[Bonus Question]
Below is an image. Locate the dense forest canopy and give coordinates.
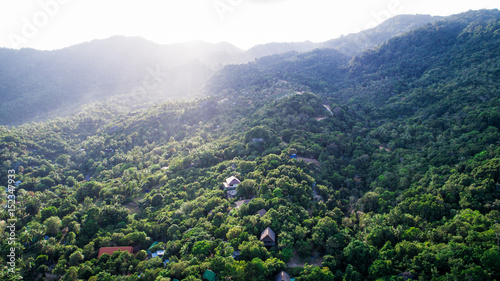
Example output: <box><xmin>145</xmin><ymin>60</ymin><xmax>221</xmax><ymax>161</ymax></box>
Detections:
<box><xmin>0</xmin><ymin>9</ymin><xmax>499</xmax><ymax>281</ymax></box>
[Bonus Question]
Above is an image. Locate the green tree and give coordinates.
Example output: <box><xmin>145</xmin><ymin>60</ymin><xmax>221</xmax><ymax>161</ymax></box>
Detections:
<box><xmin>297</xmin><ymin>265</ymin><xmax>334</xmax><ymax>281</ymax></box>
<box><xmin>78</xmin><ymin>265</ymin><xmax>93</xmax><ymax>280</ymax></box>
<box><xmin>369</xmin><ymin>259</ymin><xmax>394</xmax><ymax>279</ymax></box>
<box><xmin>244</xmin><ymin>258</ymin><xmax>268</xmax><ymax>281</ymax></box>
<box><xmin>151</xmin><ymin>193</ymin><xmax>164</xmax><ymax>207</ymax></box>
<box><xmin>83</xmin><ymin>242</ymin><xmax>96</xmax><ymax>259</ymax></box>
<box><xmin>312</xmin><ymin>217</ymin><xmax>339</xmax><ymax>249</ymax></box>
<box><xmin>35</xmin><ymin>255</ymin><xmax>48</xmax><ymax>266</ymax></box>
<box><xmin>343</xmin><ymin>264</ymin><xmax>362</xmax><ymax>281</ymax></box>
<box><xmin>62</xmin><ymin>267</ymin><xmax>78</xmax><ymax>281</ymax></box>
<box><xmin>343</xmin><ymin>240</ymin><xmax>377</xmax><ymax>275</ymax></box>
<box><xmin>41</xmin><ymin>206</ymin><xmax>58</xmax><ymax>221</ymax></box>
<box><xmin>192</xmin><ymin>240</ymin><xmax>212</xmax><ymax>256</ymax></box>
<box><xmin>239</xmin><ymin>239</ymin><xmax>270</xmax><ymax>261</ymax></box>
<box><xmin>44</xmin><ymin>216</ymin><xmax>62</xmax><ymax>235</ymax></box>
<box><xmin>136</xmin><ymin>250</ymin><xmax>147</xmax><ymax>261</ymax></box>
<box><xmin>68</xmin><ymin>251</ymin><xmax>84</xmax><ymax>266</ymax></box>
<box><xmin>481</xmin><ymin>247</ymin><xmax>500</xmax><ymax>279</ymax></box>
<box><xmin>237</xmin><ymin>179</ymin><xmax>258</xmax><ymax>198</ymax></box>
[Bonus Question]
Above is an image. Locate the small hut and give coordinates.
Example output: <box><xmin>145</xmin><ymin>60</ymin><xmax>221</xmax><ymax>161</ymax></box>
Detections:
<box><xmin>260</xmin><ymin>227</ymin><xmax>276</xmax><ymax>246</ymax></box>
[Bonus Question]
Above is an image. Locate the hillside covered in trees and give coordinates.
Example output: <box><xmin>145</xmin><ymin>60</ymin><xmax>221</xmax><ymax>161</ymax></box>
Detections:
<box><xmin>0</xmin><ymin>9</ymin><xmax>500</xmax><ymax>281</ymax></box>
<box><xmin>0</xmin><ymin>14</ymin><xmax>438</xmax><ymax>126</ymax></box>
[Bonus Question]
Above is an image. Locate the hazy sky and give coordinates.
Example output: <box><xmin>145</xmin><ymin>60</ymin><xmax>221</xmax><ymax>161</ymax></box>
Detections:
<box><xmin>1</xmin><ymin>0</ymin><xmax>499</xmax><ymax>50</ymax></box>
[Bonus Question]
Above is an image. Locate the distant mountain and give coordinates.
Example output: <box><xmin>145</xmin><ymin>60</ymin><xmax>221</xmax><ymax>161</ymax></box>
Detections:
<box><xmin>209</xmin><ymin>9</ymin><xmax>500</xmax><ymax>129</ymax></box>
<box><xmin>244</xmin><ymin>41</ymin><xmax>318</xmax><ymax>61</ymax></box>
<box><xmin>322</xmin><ymin>14</ymin><xmax>442</xmax><ymax>56</ymax></box>
<box><xmin>0</xmin><ymin>37</ymin><xmax>242</xmax><ymax>125</ymax></box>
<box><xmin>240</xmin><ymin>14</ymin><xmax>441</xmax><ymax>60</ymax></box>
<box><xmin>161</xmin><ymin>40</ymin><xmax>244</xmax><ymax>65</ymax></box>
<box><xmin>0</xmin><ymin>14</ymin><xmax>440</xmax><ymax>125</ymax></box>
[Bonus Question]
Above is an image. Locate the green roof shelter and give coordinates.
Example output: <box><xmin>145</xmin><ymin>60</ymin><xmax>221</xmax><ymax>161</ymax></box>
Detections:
<box><xmin>203</xmin><ymin>269</ymin><xmax>217</xmax><ymax>281</ymax></box>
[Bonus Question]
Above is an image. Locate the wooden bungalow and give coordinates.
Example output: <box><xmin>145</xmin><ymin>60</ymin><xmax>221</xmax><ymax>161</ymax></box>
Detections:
<box><xmin>256</xmin><ymin>209</ymin><xmax>267</xmax><ymax>217</ymax></box>
<box><xmin>223</xmin><ymin>176</ymin><xmax>240</xmax><ymax>198</ymax></box>
<box><xmin>223</xmin><ymin>176</ymin><xmax>240</xmax><ymax>190</ymax></box>
<box><xmin>260</xmin><ymin>227</ymin><xmax>276</xmax><ymax>246</ymax></box>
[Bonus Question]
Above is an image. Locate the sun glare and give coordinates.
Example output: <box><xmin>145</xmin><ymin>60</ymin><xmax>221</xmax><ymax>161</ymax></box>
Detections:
<box><xmin>0</xmin><ymin>0</ymin><xmax>499</xmax><ymax>50</ymax></box>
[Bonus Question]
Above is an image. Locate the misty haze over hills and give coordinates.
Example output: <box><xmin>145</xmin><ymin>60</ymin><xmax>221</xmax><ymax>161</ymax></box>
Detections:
<box><xmin>0</xmin><ymin>14</ymin><xmax>440</xmax><ymax>126</ymax></box>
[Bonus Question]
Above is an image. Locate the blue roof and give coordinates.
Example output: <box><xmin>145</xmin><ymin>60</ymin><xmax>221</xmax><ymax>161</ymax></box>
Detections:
<box><xmin>231</xmin><ymin>251</ymin><xmax>240</xmax><ymax>258</ymax></box>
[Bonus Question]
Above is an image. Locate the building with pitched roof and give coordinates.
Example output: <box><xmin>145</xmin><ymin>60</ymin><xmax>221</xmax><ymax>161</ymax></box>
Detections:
<box><xmin>234</xmin><ymin>198</ymin><xmax>253</xmax><ymax>208</ymax></box>
<box><xmin>276</xmin><ymin>271</ymin><xmax>293</xmax><ymax>281</ymax></box>
<box><xmin>223</xmin><ymin>176</ymin><xmax>241</xmax><ymax>198</ymax></box>
<box><xmin>256</xmin><ymin>209</ymin><xmax>267</xmax><ymax>217</ymax></box>
<box><xmin>223</xmin><ymin>176</ymin><xmax>240</xmax><ymax>190</ymax></box>
<box><xmin>260</xmin><ymin>227</ymin><xmax>276</xmax><ymax>246</ymax></box>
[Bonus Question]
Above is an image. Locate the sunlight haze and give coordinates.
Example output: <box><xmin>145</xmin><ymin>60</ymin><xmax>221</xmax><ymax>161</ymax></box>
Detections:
<box><xmin>1</xmin><ymin>0</ymin><xmax>499</xmax><ymax>50</ymax></box>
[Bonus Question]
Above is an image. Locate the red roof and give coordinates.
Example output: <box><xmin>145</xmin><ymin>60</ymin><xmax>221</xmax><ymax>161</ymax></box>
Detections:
<box><xmin>98</xmin><ymin>247</ymin><xmax>134</xmax><ymax>258</ymax></box>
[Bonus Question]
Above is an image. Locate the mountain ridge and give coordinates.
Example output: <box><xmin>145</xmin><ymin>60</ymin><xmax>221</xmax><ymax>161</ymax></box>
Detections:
<box><xmin>0</xmin><ymin>13</ymin><xmax>460</xmax><ymax>126</ymax></box>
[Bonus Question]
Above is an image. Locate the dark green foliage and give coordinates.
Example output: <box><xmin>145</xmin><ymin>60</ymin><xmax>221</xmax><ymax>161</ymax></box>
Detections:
<box><xmin>1</xmin><ymin>10</ymin><xmax>500</xmax><ymax>281</ymax></box>
<box><xmin>41</xmin><ymin>206</ymin><xmax>58</xmax><ymax>221</ymax></box>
